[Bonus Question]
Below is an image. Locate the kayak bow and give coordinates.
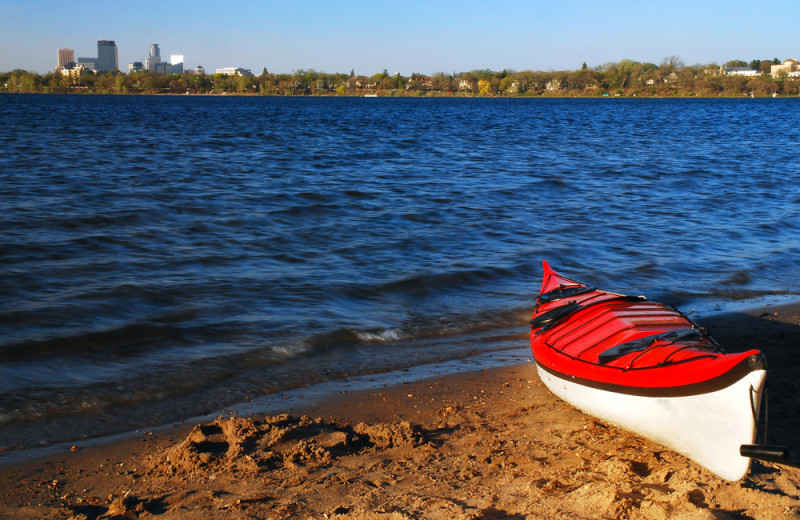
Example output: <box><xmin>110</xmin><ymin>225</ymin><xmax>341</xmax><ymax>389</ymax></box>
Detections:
<box><xmin>530</xmin><ymin>261</ymin><xmax>786</xmax><ymax>480</ymax></box>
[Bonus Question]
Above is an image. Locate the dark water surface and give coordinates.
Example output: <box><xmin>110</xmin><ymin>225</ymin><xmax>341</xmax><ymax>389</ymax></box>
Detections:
<box><xmin>2</xmin><ymin>94</ymin><xmax>799</xmax><ymax>449</ymax></box>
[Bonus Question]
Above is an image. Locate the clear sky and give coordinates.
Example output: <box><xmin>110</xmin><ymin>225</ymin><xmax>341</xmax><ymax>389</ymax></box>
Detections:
<box><xmin>2</xmin><ymin>0</ymin><xmax>798</xmax><ymax>75</ymax></box>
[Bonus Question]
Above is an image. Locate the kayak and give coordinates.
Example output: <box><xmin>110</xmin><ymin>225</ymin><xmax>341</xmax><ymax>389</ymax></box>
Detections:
<box><xmin>529</xmin><ymin>261</ymin><xmax>774</xmax><ymax>481</ymax></box>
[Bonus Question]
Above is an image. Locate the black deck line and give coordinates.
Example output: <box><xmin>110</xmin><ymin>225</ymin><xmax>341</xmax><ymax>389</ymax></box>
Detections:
<box><xmin>534</xmin><ymin>353</ymin><xmax>766</xmax><ymax>398</ymax></box>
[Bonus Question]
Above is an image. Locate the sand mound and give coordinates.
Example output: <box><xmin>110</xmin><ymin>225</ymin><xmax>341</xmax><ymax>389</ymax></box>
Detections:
<box><xmin>148</xmin><ymin>414</ymin><xmax>423</xmax><ymax>478</ymax></box>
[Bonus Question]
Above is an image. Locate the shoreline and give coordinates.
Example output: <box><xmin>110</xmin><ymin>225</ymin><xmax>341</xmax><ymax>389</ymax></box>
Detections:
<box><xmin>3</xmin><ymin>91</ymin><xmax>799</xmax><ymax>99</ymax></box>
<box><xmin>1</xmin><ymin>303</ymin><xmax>798</xmax><ymax>519</ymax></box>
<box><xmin>0</xmin><ymin>347</ymin><xmax>531</xmax><ymax>469</ymax></box>
<box><xmin>0</xmin><ymin>298</ymin><xmax>793</xmax><ymax>466</ymax></box>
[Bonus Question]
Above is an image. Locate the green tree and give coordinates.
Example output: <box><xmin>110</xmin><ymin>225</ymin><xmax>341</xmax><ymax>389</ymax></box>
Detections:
<box><xmin>499</xmin><ymin>75</ymin><xmax>517</xmax><ymax>94</ymax></box>
<box><xmin>598</xmin><ymin>60</ymin><xmax>641</xmax><ymax>89</ymax></box>
<box><xmin>190</xmin><ymin>73</ymin><xmax>212</xmax><ymax>93</ymax></box>
<box><xmin>46</xmin><ymin>72</ymin><xmax>71</xmax><ymax>93</ymax></box>
<box><xmin>212</xmin><ymin>73</ymin><xmax>234</xmax><ymax>93</ymax></box>
<box><xmin>724</xmin><ymin>60</ymin><xmax>748</xmax><ymax>68</ymax></box>
<box><xmin>115</xmin><ymin>74</ymin><xmax>128</xmax><ymax>93</ymax></box>
<box><xmin>568</xmin><ymin>66</ymin><xmax>600</xmax><ymax>92</ymax></box>
<box><xmin>235</xmin><ymin>74</ymin><xmax>255</xmax><ymax>93</ymax></box>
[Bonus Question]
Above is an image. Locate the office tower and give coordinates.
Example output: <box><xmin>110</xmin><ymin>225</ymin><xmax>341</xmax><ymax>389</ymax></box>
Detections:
<box><xmin>57</xmin><ymin>48</ymin><xmax>75</xmax><ymax>70</ymax></box>
<box><xmin>147</xmin><ymin>44</ymin><xmax>161</xmax><ymax>72</ymax></box>
<box><xmin>77</xmin><ymin>57</ymin><xmax>97</xmax><ymax>70</ymax></box>
<box><xmin>97</xmin><ymin>40</ymin><xmax>118</xmax><ymax>72</ymax></box>
<box><xmin>154</xmin><ymin>62</ymin><xmax>172</xmax><ymax>74</ymax></box>
<box><xmin>170</xmin><ymin>54</ymin><xmax>184</xmax><ymax>74</ymax></box>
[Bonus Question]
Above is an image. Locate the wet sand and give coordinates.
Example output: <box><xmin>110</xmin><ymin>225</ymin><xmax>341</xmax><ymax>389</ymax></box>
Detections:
<box><xmin>1</xmin><ymin>304</ymin><xmax>798</xmax><ymax>519</ymax></box>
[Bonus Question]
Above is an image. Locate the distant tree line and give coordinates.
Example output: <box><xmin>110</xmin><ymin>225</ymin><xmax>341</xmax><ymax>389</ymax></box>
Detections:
<box><xmin>3</xmin><ymin>57</ymin><xmax>800</xmax><ymax>97</ymax></box>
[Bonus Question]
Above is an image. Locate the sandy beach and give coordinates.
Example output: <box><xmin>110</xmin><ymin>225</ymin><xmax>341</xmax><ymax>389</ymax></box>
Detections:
<box><xmin>1</xmin><ymin>303</ymin><xmax>798</xmax><ymax>519</ymax></box>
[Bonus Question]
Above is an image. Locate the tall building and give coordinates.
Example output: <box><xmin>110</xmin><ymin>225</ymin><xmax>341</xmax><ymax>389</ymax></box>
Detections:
<box><xmin>77</xmin><ymin>57</ymin><xmax>97</xmax><ymax>71</ymax></box>
<box><xmin>57</xmin><ymin>48</ymin><xmax>75</xmax><ymax>70</ymax></box>
<box><xmin>96</xmin><ymin>40</ymin><xmax>118</xmax><ymax>73</ymax></box>
<box><xmin>146</xmin><ymin>44</ymin><xmax>161</xmax><ymax>72</ymax></box>
<box><xmin>170</xmin><ymin>54</ymin><xmax>184</xmax><ymax>74</ymax></box>
<box><xmin>154</xmin><ymin>62</ymin><xmax>172</xmax><ymax>74</ymax></box>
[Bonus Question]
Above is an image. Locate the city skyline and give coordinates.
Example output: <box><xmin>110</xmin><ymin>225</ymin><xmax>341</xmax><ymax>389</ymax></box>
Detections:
<box><xmin>2</xmin><ymin>0</ymin><xmax>800</xmax><ymax>76</ymax></box>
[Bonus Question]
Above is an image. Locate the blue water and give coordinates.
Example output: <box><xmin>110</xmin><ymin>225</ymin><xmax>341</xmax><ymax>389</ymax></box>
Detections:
<box><xmin>2</xmin><ymin>94</ymin><xmax>799</xmax><ymax>450</ymax></box>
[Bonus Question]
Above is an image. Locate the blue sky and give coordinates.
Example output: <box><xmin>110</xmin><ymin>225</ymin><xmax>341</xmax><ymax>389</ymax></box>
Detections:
<box><xmin>2</xmin><ymin>0</ymin><xmax>798</xmax><ymax>75</ymax></box>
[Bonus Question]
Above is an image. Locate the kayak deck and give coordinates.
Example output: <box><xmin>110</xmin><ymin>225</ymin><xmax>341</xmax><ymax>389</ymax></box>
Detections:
<box><xmin>531</xmin><ymin>262</ymin><xmax>763</xmax><ymax>393</ymax></box>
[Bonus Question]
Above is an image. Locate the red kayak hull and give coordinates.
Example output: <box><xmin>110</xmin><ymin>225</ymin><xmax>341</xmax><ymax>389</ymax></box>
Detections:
<box><xmin>529</xmin><ymin>261</ymin><xmax>767</xmax><ymax>480</ymax></box>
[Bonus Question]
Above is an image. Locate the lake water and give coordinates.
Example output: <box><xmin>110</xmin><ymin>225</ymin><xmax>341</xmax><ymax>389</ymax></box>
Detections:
<box><xmin>2</xmin><ymin>94</ymin><xmax>799</xmax><ymax>450</ymax></box>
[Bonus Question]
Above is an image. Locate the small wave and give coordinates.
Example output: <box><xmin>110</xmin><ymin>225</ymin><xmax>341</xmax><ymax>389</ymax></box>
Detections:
<box><xmin>396</xmin><ymin>137</ymin><xmax>420</xmax><ymax>150</ymax></box>
<box><xmin>268</xmin><ymin>342</ymin><xmax>314</xmax><ymax>360</ymax></box>
<box><xmin>302</xmin><ymin>305</ymin><xmax>531</xmax><ymax>355</ymax></box>
<box><xmin>710</xmin><ymin>288</ymin><xmax>797</xmax><ymax>301</ymax></box>
<box><xmin>304</xmin><ymin>327</ymin><xmax>365</xmax><ymax>351</ymax></box>
<box><xmin>343</xmin><ymin>189</ymin><xmax>377</xmax><ymax>199</ymax></box>
<box><xmin>545</xmin><ymin>178</ymin><xmax>571</xmax><ymax>187</ymax></box>
<box><xmin>354</xmin><ymin>328</ymin><xmax>407</xmax><ymax>342</ymax></box>
<box><xmin>268</xmin><ymin>202</ymin><xmax>343</xmax><ymax>217</ymax></box>
<box><xmin>270</xmin><ymin>252</ymin><xmax>308</xmax><ymax>264</ymax></box>
<box><xmin>0</xmin><ymin>320</ymin><xmax>192</xmax><ymax>362</ymax></box>
<box><xmin>0</xmin><ymin>391</ymin><xmax>103</xmax><ymax>428</ymax></box>
<box><xmin>375</xmin><ymin>265</ymin><xmax>516</xmax><ymax>297</ymax></box>
<box><xmin>669</xmin><ymin>287</ymin><xmax>797</xmax><ymax>303</ymax></box>
<box><xmin>718</xmin><ymin>270</ymin><xmax>752</xmax><ymax>286</ymax></box>
<box><xmin>301</xmin><ymin>326</ymin><xmax>411</xmax><ymax>352</ymax></box>
<box><xmin>298</xmin><ymin>191</ymin><xmax>333</xmax><ymax>202</ymax></box>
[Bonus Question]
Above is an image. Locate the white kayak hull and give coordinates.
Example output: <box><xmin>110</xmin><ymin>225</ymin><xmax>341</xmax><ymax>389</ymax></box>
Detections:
<box><xmin>536</xmin><ymin>362</ymin><xmax>766</xmax><ymax>481</ymax></box>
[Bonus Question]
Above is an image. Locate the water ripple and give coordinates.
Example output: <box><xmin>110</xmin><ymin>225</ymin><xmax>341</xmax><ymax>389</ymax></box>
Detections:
<box><xmin>1</xmin><ymin>95</ymin><xmax>799</xmax><ymax>448</ymax></box>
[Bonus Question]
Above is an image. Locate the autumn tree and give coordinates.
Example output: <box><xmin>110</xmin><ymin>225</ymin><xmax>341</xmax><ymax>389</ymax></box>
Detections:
<box><xmin>661</xmin><ymin>55</ymin><xmax>685</xmax><ymax>73</ymax></box>
<box><xmin>432</xmin><ymin>72</ymin><xmax>452</xmax><ymax>92</ymax></box>
<box><xmin>724</xmin><ymin>60</ymin><xmax>748</xmax><ymax>68</ymax></box>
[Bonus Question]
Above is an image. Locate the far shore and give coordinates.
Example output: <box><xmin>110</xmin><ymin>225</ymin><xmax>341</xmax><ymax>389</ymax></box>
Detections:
<box><xmin>2</xmin><ymin>90</ymin><xmax>798</xmax><ymax>99</ymax></box>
